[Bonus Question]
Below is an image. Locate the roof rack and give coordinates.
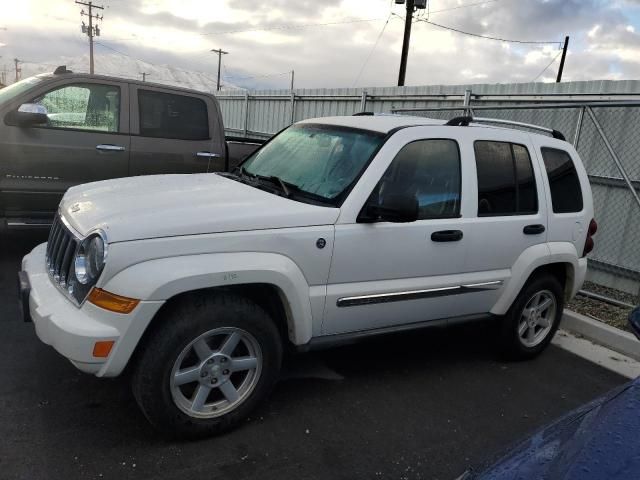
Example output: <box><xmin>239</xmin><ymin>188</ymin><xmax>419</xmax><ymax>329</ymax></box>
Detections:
<box><xmin>445</xmin><ymin>115</ymin><xmax>566</xmax><ymax>141</ymax></box>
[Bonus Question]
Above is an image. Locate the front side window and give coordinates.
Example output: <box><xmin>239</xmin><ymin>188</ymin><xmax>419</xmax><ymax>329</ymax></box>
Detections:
<box><xmin>241</xmin><ymin>124</ymin><xmax>385</xmax><ymax>204</ymax></box>
<box><xmin>475</xmin><ymin>141</ymin><xmax>538</xmax><ymax>216</ymax></box>
<box><xmin>370</xmin><ymin>139</ymin><xmax>461</xmax><ymax>219</ymax></box>
<box><xmin>541</xmin><ymin>147</ymin><xmax>583</xmax><ymax>213</ymax></box>
<box><xmin>34</xmin><ymin>83</ymin><xmax>120</xmax><ymax>132</ymax></box>
<box><xmin>138</xmin><ymin>90</ymin><xmax>209</xmax><ymax>140</ymax></box>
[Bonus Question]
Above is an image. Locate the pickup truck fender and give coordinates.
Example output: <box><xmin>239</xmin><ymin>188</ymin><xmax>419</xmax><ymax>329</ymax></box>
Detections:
<box><xmin>491</xmin><ymin>242</ymin><xmax>584</xmax><ymax>315</ymax></box>
<box><xmin>102</xmin><ymin>252</ymin><xmax>315</xmax><ymax>345</ymax></box>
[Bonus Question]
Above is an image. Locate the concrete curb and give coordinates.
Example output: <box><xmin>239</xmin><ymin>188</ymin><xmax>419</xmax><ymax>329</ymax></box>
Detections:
<box><xmin>562</xmin><ymin>309</ymin><xmax>640</xmax><ymax>361</ymax></box>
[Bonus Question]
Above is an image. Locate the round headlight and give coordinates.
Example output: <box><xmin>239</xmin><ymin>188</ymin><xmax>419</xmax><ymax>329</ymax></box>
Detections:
<box><xmin>74</xmin><ymin>233</ymin><xmax>107</xmax><ymax>285</ymax></box>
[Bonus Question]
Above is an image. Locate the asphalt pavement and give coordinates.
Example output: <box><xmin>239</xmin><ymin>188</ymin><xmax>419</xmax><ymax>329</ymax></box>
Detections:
<box><xmin>0</xmin><ymin>231</ymin><xmax>628</xmax><ymax>480</ymax></box>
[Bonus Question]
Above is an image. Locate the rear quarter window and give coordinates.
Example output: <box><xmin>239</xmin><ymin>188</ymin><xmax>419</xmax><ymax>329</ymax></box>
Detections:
<box><xmin>540</xmin><ymin>148</ymin><xmax>583</xmax><ymax>213</ymax></box>
<box><xmin>138</xmin><ymin>90</ymin><xmax>209</xmax><ymax>140</ymax></box>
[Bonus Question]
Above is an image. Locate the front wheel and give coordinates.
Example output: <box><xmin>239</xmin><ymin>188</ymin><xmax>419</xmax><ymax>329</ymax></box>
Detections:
<box><xmin>131</xmin><ymin>293</ymin><xmax>282</xmax><ymax>438</ymax></box>
<box><xmin>499</xmin><ymin>274</ymin><xmax>564</xmax><ymax>360</ymax></box>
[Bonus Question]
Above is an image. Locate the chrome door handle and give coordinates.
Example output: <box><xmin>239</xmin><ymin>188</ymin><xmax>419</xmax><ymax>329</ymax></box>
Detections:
<box><xmin>196</xmin><ymin>151</ymin><xmax>221</xmax><ymax>158</ymax></box>
<box><xmin>96</xmin><ymin>144</ymin><xmax>125</xmax><ymax>151</ymax></box>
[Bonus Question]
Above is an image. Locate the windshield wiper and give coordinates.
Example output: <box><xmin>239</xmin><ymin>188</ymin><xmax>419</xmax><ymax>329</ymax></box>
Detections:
<box><xmin>267</xmin><ymin>175</ymin><xmax>291</xmax><ymax>197</ymax></box>
<box><xmin>240</xmin><ymin>167</ymin><xmax>295</xmax><ymax>198</ymax></box>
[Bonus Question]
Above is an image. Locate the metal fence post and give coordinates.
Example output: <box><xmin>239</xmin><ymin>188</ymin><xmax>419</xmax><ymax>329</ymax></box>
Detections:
<box><xmin>243</xmin><ymin>92</ymin><xmax>249</xmax><ymax>138</ymax></box>
<box><xmin>360</xmin><ymin>90</ymin><xmax>368</xmax><ymax>113</ymax></box>
<box><xmin>586</xmin><ymin>107</ymin><xmax>640</xmax><ymax>211</ymax></box>
<box><xmin>573</xmin><ymin>106</ymin><xmax>585</xmax><ymax>148</ymax></box>
<box><xmin>463</xmin><ymin>89</ymin><xmax>472</xmax><ymax>116</ymax></box>
<box><xmin>290</xmin><ymin>92</ymin><xmax>296</xmax><ymax>125</ymax></box>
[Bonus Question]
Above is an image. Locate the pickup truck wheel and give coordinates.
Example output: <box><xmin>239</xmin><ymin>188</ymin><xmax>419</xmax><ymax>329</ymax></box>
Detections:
<box><xmin>131</xmin><ymin>293</ymin><xmax>282</xmax><ymax>438</ymax></box>
<box><xmin>499</xmin><ymin>274</ymin><xmax>564</xmax><ymax>360</ymax></box>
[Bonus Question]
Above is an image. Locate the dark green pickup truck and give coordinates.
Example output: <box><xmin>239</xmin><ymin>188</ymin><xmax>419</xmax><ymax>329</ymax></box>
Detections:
<box><xmin>0</xmin><ymin>67</ymin><xmax>263</xmax><ymax>228</ymax></box>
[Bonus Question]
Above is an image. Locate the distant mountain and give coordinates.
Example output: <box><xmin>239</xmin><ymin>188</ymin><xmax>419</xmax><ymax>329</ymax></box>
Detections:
<box><xmin>17</xmin><ymin>53</ymin><xmax>243</xmax><ymax>93</ymax></box>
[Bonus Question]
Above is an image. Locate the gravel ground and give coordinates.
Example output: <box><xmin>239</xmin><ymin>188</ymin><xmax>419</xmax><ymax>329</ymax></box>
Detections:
<box><xmin>567</xmin><ymin>281</ymin><xmax>637</xmax><ymax>332</ymax></box>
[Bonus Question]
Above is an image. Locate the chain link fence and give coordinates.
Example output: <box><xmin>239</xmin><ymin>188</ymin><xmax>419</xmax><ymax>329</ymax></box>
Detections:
<box><xmin>392</xmin><ymin>98</ymin><xmax>640</xmax><ymax>306</ymax></box>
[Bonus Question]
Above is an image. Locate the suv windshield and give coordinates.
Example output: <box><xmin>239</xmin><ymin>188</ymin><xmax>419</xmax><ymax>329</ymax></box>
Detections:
<box><xmin>240</xmin><ymin>123</ymin><xmax>385</xmax><ymax>205</ymax></box>
<box><xmin>0</xmin><ymin>75</ymin><xmax>44</xmax><ymax>105</ymax></box>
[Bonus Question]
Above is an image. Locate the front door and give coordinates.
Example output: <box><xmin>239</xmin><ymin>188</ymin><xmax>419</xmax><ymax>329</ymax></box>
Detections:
<box><xmin>323</xmin><ymin>133</ymin><xmax>478</xmax><ymax>335</ymax></box>
<box><xmin>0</xmin><ymin>79</ymin><xmax>129</xmax><ymax>223</ymax></box>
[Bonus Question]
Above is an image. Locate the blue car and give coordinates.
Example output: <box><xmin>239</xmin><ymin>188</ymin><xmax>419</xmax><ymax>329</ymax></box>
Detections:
<box><xmin>462</xmin><ymin>307</ymin><xmax>640</xmax><ymax>480</ymax></box>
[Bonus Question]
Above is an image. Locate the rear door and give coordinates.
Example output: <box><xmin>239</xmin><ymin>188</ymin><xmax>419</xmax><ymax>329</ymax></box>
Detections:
<box><xmin>129</xmin><ymin>85</ymin><xmax>225</xmax><ymax>175</ymax></box>
<box><xmin>0</xmin><ymin>78</ymin><xmax>129</xmax><ymax>224</ymax></box>
<box><xmin>465</xmin><ymin>130</ymin><xmax>548</xmax><ymax>308</ymax></box>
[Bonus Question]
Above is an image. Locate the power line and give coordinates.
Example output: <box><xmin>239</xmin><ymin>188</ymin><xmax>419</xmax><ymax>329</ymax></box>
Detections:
<box><xmin>353</xmin><ymin>13</ymin><xmax>393</xmax><ymax>87</ymax></box>
<box><xmin>532</xmin><ymin>50</ymin><xmax>562</xmax><ymax>82</ymax></box>
<box><xmin>428</xmin><ymin>0</ymin><xmax>502</xmax><ymax>15</ymax></box>
<box><xmin>408</xmin><ymin>15</ymin><xmax>563</xmax><ymax>46</ymax></box>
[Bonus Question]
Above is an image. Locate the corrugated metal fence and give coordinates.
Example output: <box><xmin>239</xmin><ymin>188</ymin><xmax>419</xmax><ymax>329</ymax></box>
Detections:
<box><xmin>218</xmin><ymin>81</ymin><xmax>640</xmax><ymax>300</ymax></box>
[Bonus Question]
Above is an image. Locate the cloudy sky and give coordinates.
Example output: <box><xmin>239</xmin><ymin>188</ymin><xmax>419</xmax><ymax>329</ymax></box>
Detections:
<box><xmin>1</xmin><ymin>0</ymin><xmax>640</xmax><ymax>90</ymax></box>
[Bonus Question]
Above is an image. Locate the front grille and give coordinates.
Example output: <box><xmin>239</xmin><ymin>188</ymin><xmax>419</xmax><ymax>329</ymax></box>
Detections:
<box><xmin>45</xmin><ymin>214</ymin><xmax>80</xmax><ymax>289</ymax></box>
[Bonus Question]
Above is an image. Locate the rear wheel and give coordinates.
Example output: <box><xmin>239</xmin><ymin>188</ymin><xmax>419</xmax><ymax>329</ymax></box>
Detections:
<box><xmin>499</xmin><ymin>274</ymin><xmax>564</xmax><ymax>359</ymax></box>
<box><xmin>131</xmin><ymin>292</ymin><xmax>282</xmax><ymax>438</ymax></box>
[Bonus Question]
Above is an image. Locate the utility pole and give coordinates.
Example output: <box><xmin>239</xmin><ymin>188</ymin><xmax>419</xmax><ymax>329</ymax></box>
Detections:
<box><xmin>76</xmin><ymin>1</ymin><xmax>104</xmax><ymax>75</ymax></box>
<box><xmin>141</xmin><ymin>72</ymin><xmax>150</xmax><ymax>82</ymax></box>
<box><xmin>13</xmin><ymin>58</ymin><xmax>20</xmax><ymax>82</ymax></box>
<box><xmin>398</xmin><ymin>0</ymin><xmax>415</xmax><ymax>86</ymax></box>
<box><xmin>290</xmin><ymin>70</ymin><xmax>295</xmax><ymax>91</ymax></box>
<box><xmin>556</xmin><ymin>36</ymin><xmax>569</xmax><ymax>83</ymax></box>
<box><xmin>210</xmin><ymin>48</ymin><xmax>228</xmax><ymax>91</ymax></box>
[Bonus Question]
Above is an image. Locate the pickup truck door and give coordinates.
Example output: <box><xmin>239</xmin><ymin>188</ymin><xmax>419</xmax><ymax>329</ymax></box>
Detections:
<box><xmin>129</xmin><ymin>85</ymin><xmax>225</xmax><ymax>176</ymax></box>
<box><xmin>323</xmin><ymin>127</ymin><xmax>488</xmax><ymax>335</ymax></box>
<box><xmin>0</xmin><ymin>78</ymin><xmax>129</xmax><ymax>225</ymax></box>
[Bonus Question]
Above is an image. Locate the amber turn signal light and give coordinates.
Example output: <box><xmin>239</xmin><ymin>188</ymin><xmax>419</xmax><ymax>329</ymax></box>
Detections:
<box><xmin>88</xmin><ymin>288</ymin><xmax>140</xmax><ymax>314</ymax></box>
<box><xmin>93</xmin><ymin>340</ymin><xmax>115</xmax><ymax>358</ymax></box>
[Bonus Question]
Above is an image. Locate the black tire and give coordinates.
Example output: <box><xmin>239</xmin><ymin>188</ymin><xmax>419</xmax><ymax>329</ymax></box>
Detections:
<box><xmin>499</xmin><ymin>273</ymin><xmax>564</xmax><ymax>360</ymax></box>
<box><xmin>131</xmin><ymin>291</ymin><xmax>282</xmax><ymax>439</ymax></box>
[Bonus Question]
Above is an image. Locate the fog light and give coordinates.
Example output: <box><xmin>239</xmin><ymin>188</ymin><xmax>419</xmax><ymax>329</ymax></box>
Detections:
<box><xmin>93</xmin><ymin>340</ymin><xmax>115</xmax><ymax>358</ymax></box>
<box><xmin>88</xmin><ymin>288</ymin><xmax>139</xmax><ymax>314</ymax></box>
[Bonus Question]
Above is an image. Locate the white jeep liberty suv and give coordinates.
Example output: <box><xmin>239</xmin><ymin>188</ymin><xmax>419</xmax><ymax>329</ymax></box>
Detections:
<box><xmin>19</xmin><ymin>114</ymin><xmax>596</xmax><ymax>437</ymax></box>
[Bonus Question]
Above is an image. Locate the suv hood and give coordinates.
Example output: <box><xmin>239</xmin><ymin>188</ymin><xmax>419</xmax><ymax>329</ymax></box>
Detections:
<box><xmin>60</xmin><ymin>174</ymin><xmax>340</xmax><ymax>242</ymax></box>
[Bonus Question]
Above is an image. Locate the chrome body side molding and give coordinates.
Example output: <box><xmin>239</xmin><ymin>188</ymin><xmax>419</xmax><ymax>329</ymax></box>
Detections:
<box><xmin>336</xmin><ymin>281</ymin><xmax>503</xmax><ymax>307</ymax></box>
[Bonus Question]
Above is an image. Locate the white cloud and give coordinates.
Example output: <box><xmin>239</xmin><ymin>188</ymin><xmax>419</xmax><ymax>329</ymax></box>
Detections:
<box><xmin>1</xmin><ymin>0</ymin><xmax>639</xmax><ymax>89</ymax></box>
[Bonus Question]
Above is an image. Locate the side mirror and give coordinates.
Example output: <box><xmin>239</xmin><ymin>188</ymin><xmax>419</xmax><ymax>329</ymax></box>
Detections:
<box><xmin>366</xmin><ymin>193</ymin><xmax>419</xmax><ymax>223</ymax></box>
<box><xmin>5</xmin><ymin>104</ymin><xmax>49</xmax><ymax>127</ymax></box>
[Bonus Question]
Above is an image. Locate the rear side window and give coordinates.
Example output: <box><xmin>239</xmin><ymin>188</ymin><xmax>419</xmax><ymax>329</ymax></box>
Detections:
<box><xmin>474</xmin><ymin>141</ymin><xmax>538</xmax><ymax>216</ymax></box>
<box><xmin>541</xmin><ymin>148</ymin><xmax>583</xmax><ymax>213</ymax></box>
<box><xmin>138</xmin><ymin>90</ymin><xmax>209</xmax><ymax>140</ymax></box>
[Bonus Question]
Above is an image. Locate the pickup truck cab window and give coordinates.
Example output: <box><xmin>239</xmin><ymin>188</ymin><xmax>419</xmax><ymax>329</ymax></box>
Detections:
<box><xmin>241</xmin><ymin>124</ymin><xmax>384</xmax><ymax>204</ymax></box>
<box><xmin>138</xmin><ymin>89</ymin><xmax>209</xmax><ymax>140</ymax></box>
<box><xmin>370</xmin><ymin>138</ymin><xmax>461</xmax><ymax>220</ymax></box>
<box><xmin>33</xmin><ymin>83</ymin><xmax>120</xmax><ymax>132</ymax></box>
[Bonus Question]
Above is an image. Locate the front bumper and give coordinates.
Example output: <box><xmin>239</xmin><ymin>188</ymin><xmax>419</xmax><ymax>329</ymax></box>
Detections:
<box><xmin>20</xmin><ymin>243</ymin><xmax>163</xmax><ymax>377</ymax></box>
